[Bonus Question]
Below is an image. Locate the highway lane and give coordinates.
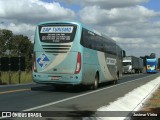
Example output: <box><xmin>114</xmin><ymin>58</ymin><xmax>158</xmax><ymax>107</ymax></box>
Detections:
<box><xmin>0</xmin><ymin>73</ymin><xmax>159</xmax><ymax>114</ymax></box>
<box><xmin>24</xmin><ymin>73</ymin><xmax>160</xmax><ymax>111</ymax></box>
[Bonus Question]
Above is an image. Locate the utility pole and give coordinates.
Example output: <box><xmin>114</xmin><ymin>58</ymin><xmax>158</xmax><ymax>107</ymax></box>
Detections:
<box><xmin>18</xmin><ymin>51</ymin><xmax>21</xmax><ymax>84</ymax></box>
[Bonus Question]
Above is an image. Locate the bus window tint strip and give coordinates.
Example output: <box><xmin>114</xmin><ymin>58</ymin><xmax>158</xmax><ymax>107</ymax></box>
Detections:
<box><xmin>81</xmin><ymin>28</ymin><xmax>117</xmax><ymax>55</ymax></box>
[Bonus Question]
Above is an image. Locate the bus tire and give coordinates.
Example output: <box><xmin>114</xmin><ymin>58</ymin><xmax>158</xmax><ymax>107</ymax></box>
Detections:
<box><xmin>113</xmin><ymin>79</ymin><xmax>117</xmax><ymax>84</ymax></box>
<box><xmin>91</xmin><ymin>73</ymin><xmax>99</xmax><ymax>90</ymax></box>
<box><xmin>113</xmin><ymin>71</ymin><xmax>119</xmax><ymax>84</ymax></box>
<box><xmin>117</xmin><ymin>71</ymin><xmax>120</xmax><ymax>80</ymax></box>
<box><xmin>113</xmin><ymin>76</ymin><xmax>118</xmax><ymax>84</ymax></box>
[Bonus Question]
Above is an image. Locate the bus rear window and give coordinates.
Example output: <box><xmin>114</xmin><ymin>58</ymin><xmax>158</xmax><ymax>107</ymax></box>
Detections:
<box><xmin>39</xmin><ymin>24</ymin><xmax>77</xmax><ymax>43</ymax></box>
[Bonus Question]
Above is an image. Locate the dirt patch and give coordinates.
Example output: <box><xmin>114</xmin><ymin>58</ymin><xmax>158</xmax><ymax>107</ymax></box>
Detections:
<box><xmin>131</xmin><ymin>86</ymin><xmax>160</xmax><ymax>120</ymax></box>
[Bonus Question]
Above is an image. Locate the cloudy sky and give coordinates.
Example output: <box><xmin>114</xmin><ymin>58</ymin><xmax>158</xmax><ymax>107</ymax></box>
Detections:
<box><xmin>0</xmin><ymin>0</ymin><xmax>160</xmax><ymax>57</ymax></box>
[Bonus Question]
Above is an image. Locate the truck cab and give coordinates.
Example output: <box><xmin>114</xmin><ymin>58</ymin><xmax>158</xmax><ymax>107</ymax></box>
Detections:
<box><xmin>123</xmin><ymin>59</ymin><xmax>134</xmax><ymax>73</ymax></box>
<box><xmin>122</xmin><ymin>56</ymin><xmax>143</xmax><ymax>74</ymax></box>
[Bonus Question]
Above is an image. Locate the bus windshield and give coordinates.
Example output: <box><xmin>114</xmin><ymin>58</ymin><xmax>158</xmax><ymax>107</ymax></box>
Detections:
<box><xmin>147</xmin><ymin>61</ymin><xmax>156</xmax><ymax>66</ymax></box>
<box><xmin>38</xmin><ymin>23</ymin><xmax>77</xmax><ymax>43</ymax></box>
<box><xmin>123</xmin><ymin>62</ymin><xmax>131</xmax><ymax>66</ymax></box>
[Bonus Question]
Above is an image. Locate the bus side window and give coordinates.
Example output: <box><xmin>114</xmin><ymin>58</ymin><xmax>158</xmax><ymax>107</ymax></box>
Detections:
<box><xmin>122</xmin><ymin>50</ymin><xmax>126</xmax><ymax>57</ymax></box>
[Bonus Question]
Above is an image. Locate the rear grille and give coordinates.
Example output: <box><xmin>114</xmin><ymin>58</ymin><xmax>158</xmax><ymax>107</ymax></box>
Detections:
<box><xmin>42</xmin><ymin>45</ymin><xmax>71</xmax><ymax>53</ymax></box>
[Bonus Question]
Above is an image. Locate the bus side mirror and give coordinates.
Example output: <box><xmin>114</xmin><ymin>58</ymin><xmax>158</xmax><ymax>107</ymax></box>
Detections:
<box><xmin>122</xmin><ymin>50</ymin><xmax>126</xmax><ymax>57</ymax></box>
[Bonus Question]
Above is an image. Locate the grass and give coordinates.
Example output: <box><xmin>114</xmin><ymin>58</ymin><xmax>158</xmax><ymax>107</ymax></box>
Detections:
<box><xmin>0</xmin><ymin>71</ymin><xmax>32</xmax><ymax>85</ymax></box>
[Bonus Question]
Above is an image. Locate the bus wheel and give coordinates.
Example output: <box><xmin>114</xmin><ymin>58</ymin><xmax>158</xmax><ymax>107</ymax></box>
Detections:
<box><xmin>113</xmin><ymin>72</ymin><xmax>119</xmax><ymax>84</ymax></box>
<box><xmin>91</xmin><ymin>74</ymin><xmax>99</xmax><ymax>90</ymax></box>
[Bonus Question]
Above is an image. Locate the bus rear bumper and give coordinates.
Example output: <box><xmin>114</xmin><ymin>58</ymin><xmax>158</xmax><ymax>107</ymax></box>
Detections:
<box><xmin>32</xmin><ymin>72</ymin><xmax>82</xmax><ymax>85</ymax></box>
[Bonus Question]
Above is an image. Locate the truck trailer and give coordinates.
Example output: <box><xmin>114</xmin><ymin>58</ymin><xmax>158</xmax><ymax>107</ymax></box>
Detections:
<box><xmin>123</xmin><ymin>56</ymin><xmax>143</xmax><ymax>73</ymax></box>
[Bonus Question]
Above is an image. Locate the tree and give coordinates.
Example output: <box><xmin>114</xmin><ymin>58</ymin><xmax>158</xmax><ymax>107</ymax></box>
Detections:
<box><xmin>0</xmin><ymin>29</ymin><xmax>13</xmax><ymax>55</ymax></box>
<box><xmin>12</xmin><ymin>35</ymin><xmax>33</xmax><ymax>70</ymax></box>
<box><xmin>0</xmin><ymin>29</ymin><xmax>33</xmax><ymax>70</ymax></box>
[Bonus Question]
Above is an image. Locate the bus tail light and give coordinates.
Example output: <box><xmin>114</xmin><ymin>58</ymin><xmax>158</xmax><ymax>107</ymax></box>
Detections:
<box><xmin>75</xmin><ymin>52</ymin><xmax>81</xmax><ymax>74</ymax></box>
<box><xmin>32</xmin><ymin>52</ymin><xmax>37</xmax><ymax>72</ymax></box>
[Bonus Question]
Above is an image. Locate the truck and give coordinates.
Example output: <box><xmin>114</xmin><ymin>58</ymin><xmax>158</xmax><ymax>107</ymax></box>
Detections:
<box><xmin>146</xmin><ymin>58</ymin><xmax>157</xmax><ymax>73</ymax></box>
<box><xmin>122</xmin><ymin>56</ymin><xmax>143</xmax><ymax>73</ymax></box>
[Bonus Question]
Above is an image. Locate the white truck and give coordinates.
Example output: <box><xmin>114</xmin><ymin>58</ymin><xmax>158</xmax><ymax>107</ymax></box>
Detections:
<box><xmin>122</xmin><ymin>56</ymin><xmax>143</xmax><ymax>73</ymax></box>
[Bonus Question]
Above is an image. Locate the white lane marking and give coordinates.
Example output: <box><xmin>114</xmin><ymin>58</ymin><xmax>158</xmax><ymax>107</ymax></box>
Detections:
<box><xmin>122</xmin><ymin>73</ymin><xmax>143</xmax><ymax>78</ymax></box>
<box><xmin>23</xmin><ymin>74</ymin><xmax>157</xmax><ymax>111</ymax></box>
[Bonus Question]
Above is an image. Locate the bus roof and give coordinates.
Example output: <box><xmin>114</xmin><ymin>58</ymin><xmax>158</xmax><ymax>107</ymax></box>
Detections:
<box><xmin>37</xmin><ymin>21</ymin><xmax>116</xmax><ymax>43</ymax></box>
<box><xmin>37</xmin><ymin>20</ymin><xmax>82</xmax><ymax>26</ymax></box>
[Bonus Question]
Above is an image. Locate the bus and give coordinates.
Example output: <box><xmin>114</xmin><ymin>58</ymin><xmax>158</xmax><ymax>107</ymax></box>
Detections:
<box><xmin>32</xmin><ymin>21</ymin><xmax>124</xmax><ymax>89</ymax></box>
<box><xmin>146</xmin><ymin>58</ymin><xmax>157</xmax><ymax>73</ymax></box>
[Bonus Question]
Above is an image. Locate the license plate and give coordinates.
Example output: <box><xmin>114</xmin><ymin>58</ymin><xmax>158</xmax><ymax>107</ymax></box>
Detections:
<box><xmin>51</xmin><ymin>76</ymin><xmax>60</xmax><ymax>80</ymax></box>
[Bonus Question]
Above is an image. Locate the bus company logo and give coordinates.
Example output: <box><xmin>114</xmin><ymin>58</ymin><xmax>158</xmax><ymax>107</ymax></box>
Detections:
<box><xmin>106</xmin><ymin>58</ymin><xmax>117</xmax><ymax>65</ymax></box>
<box><xmin>37</xmin><ymin>54</ymin><xmax>50</xmax><ymax>68</ymax></box>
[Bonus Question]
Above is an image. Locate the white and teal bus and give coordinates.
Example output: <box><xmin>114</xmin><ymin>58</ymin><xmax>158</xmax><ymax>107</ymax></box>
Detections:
<box><xmin>32</xmin><ymin>21</ymin><xmax>124</xmax><ymax>89</ymax></box>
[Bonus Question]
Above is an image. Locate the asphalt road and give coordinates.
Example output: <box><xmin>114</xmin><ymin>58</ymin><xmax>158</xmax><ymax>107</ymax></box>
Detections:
<box><xmin>0</xmin><ymin>73</ymin><xmax>159</xmax><ymax>120</ymax></box>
